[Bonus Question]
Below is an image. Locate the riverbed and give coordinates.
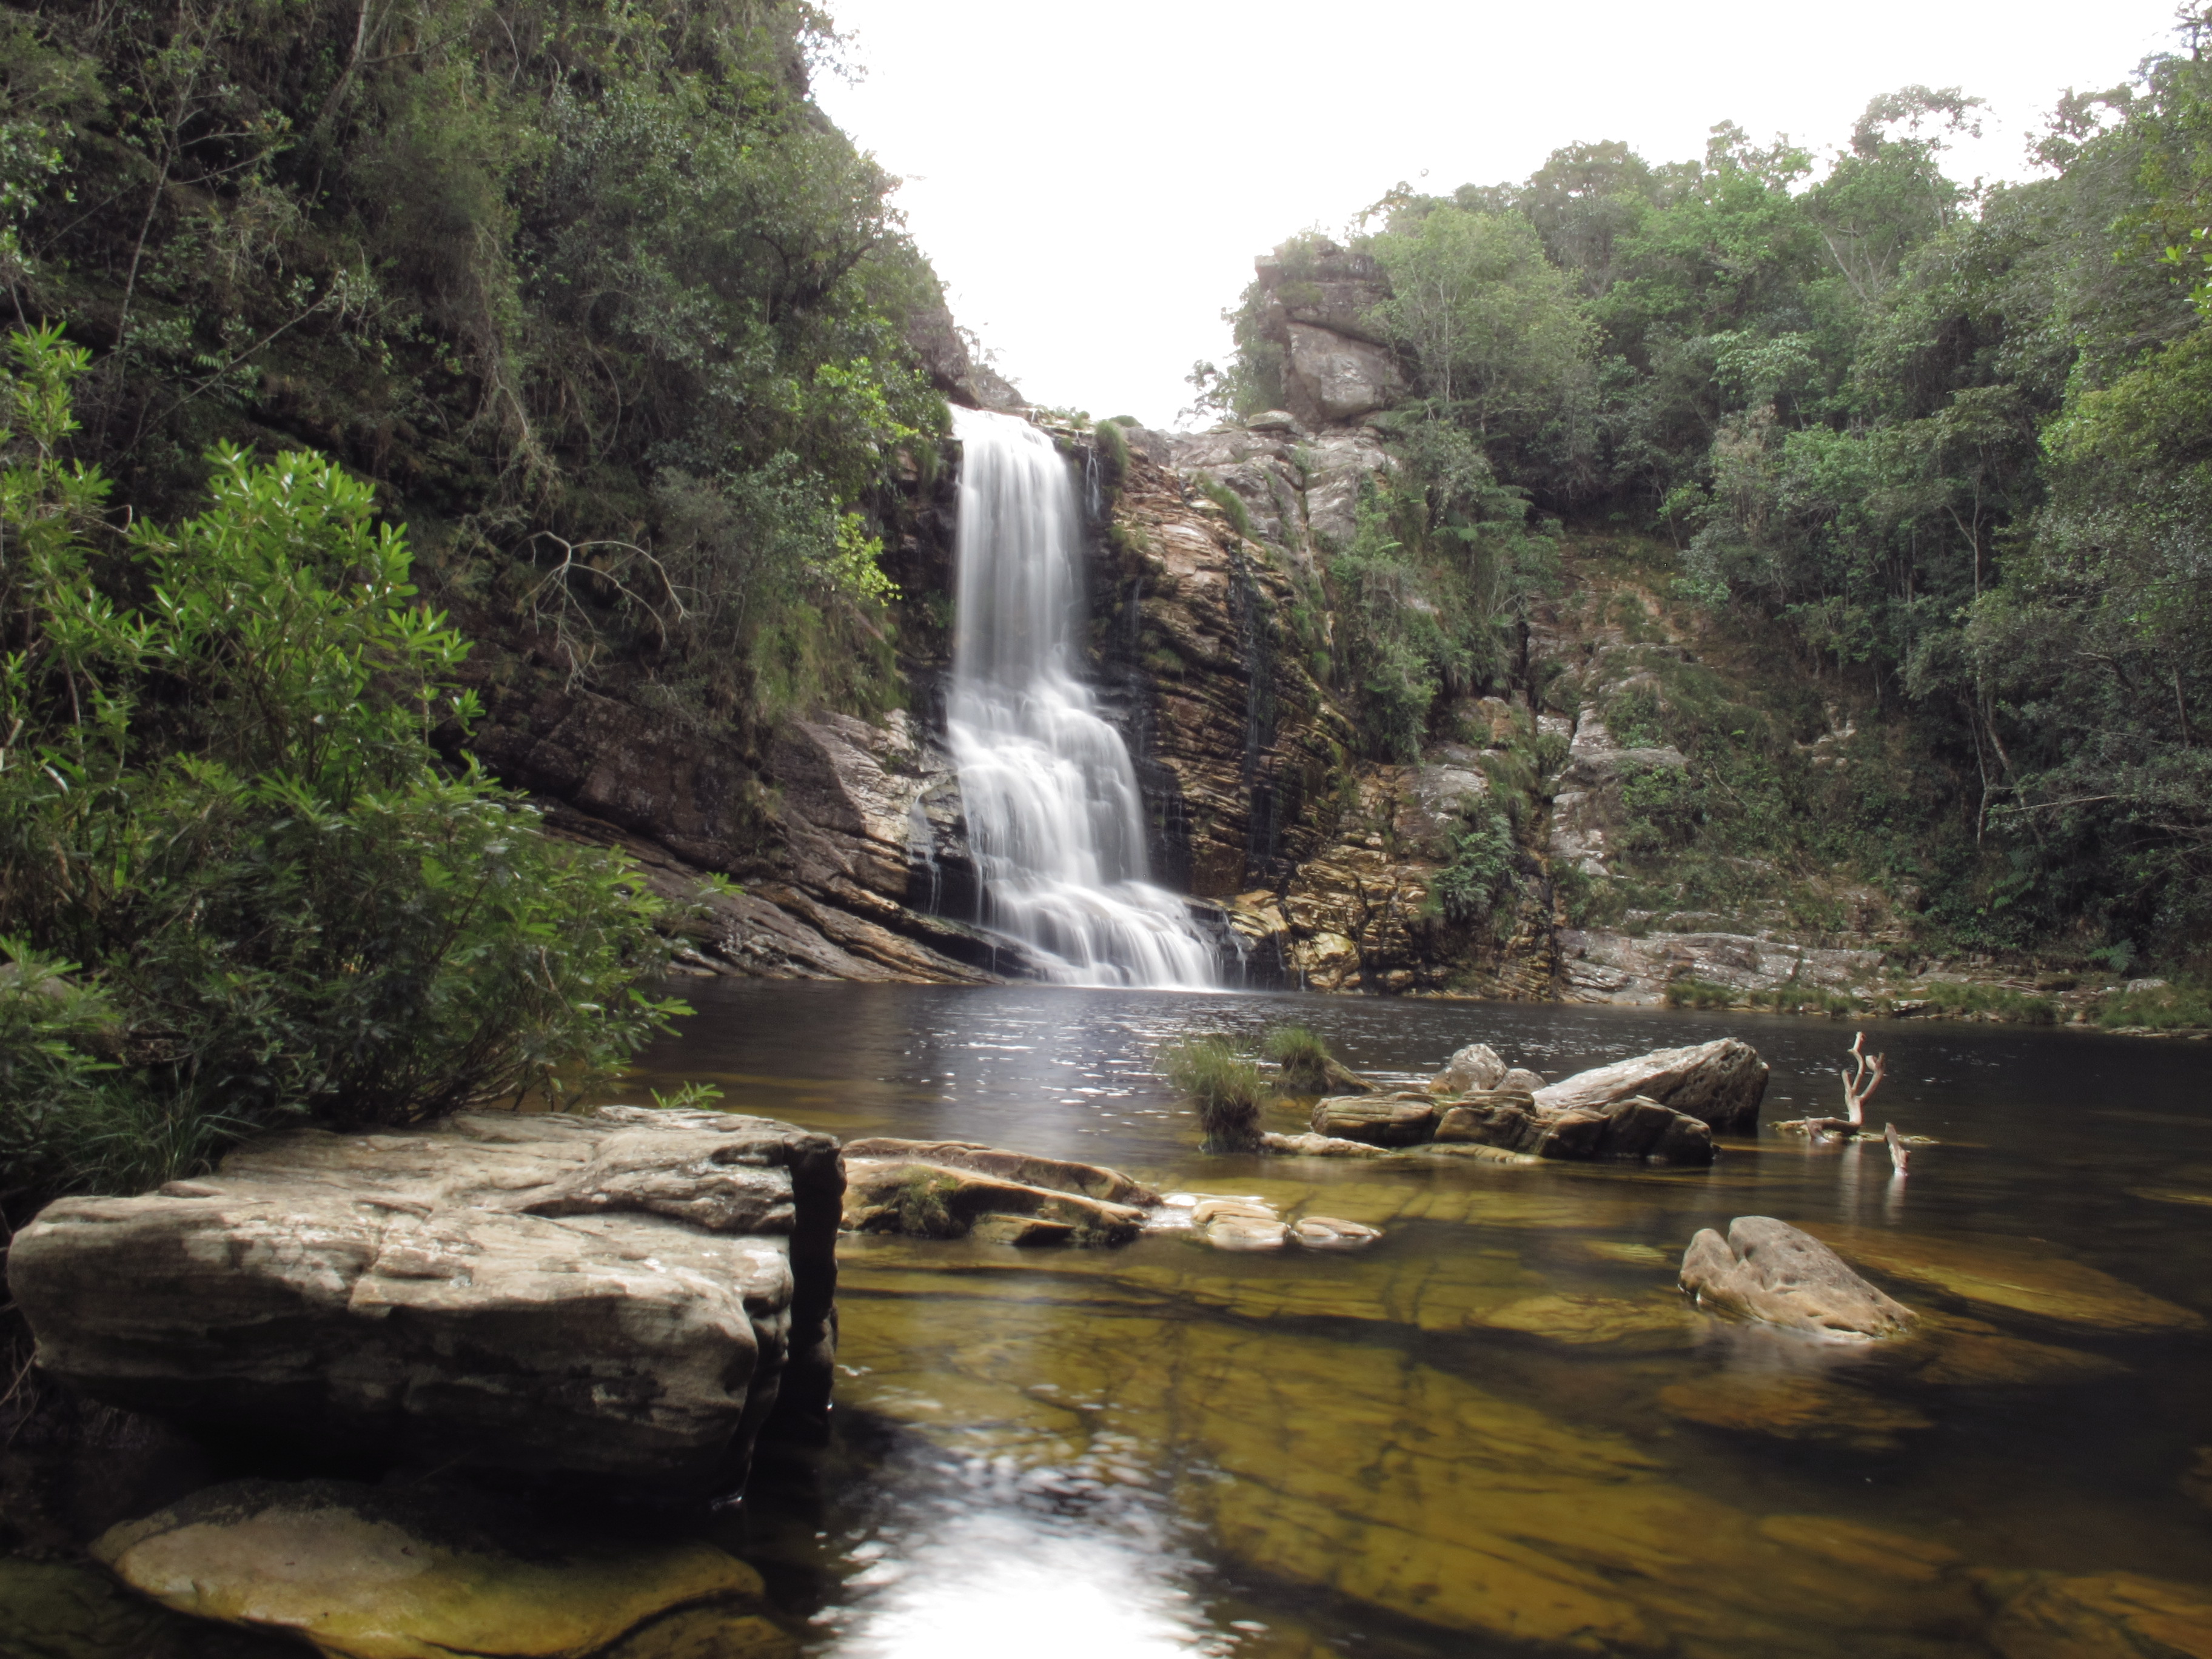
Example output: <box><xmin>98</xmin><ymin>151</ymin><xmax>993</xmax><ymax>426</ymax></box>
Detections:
<box><xmin>625</xmin><ymin>980</ymin><xmax>2212</xmax><ymax>1658</ymax></box>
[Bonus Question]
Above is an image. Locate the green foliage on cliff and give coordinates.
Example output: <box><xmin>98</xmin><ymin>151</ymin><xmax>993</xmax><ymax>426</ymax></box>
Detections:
<box><xmin>0</xmin><ymin>332</ymin><xmax>676</xmax><ymax>1210</ymax></box>
<box><xmin>0</xmin><ymin>0</ymin><xmax>943</xmax><ymax>736</ymax></box>
<box><xmin>1222</xmin><ymin>13</ymin><xmax>2212</xmax><ymax>965</ymax></box>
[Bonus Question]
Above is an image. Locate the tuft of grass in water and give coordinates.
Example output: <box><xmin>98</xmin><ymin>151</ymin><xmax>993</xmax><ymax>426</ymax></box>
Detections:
<box><xmin>1913</xmin><ymin>980</ymin><xmax>2057</xmax><ymax>1024</ymax></box>
<box><xmin>2094</xmin><ymin>982</ymin><xmax>2212</xmax><ymax>1031</ymax></box>
<box><xmin>1262</xmin><ymin>1025</ymin><xmax>1335</xmax><ymax>1092</ymax></box>
<box><xmin>893</xmin><ymin>1168</ymin><xmax>964</xmax><ymax>1238</ymax></box>
<box><xmin>1159</xmin><ymin>1036</ymin><xmax>1268</xmax><ymax>1151</ymax></box>
<box><xmin>1751</xmin><ymin>984</ymin><xmax>1863</xmax><ymax>1017</ymax></box>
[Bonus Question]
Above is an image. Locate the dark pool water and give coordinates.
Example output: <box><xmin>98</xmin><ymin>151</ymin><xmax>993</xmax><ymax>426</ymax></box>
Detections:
<box><xmin>631</xmin><ymin>982</ymin><xmax>2212</xmax><ymax>1658</ymax></box>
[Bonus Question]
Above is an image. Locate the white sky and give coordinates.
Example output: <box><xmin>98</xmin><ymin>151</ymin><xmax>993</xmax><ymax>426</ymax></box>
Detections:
<box><xmin>814</xmin><ymin>1</ymin><xmax>2181</xmax><ymax>428</ymax></box>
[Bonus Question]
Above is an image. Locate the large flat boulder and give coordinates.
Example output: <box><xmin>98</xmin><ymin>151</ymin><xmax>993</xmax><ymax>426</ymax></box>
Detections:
<box><xmin>1534</xmin><ymin>1038</ymin><xmax>1769</xmax><ymax>1133</ymax></box>
<box><xmin>1679</xmin><ymin>1216</ymin><xmax>1915</xmax><ymax>1339</ymax></box>
<box><xmin>5</xmin><ymin>1107</ymin><xmax>842</xmax><ymax>1490</ymax></box>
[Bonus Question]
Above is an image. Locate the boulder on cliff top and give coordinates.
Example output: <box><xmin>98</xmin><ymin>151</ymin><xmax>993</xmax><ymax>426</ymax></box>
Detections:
<box><xmin>93</xmin><ymin>1479</ymin><xmax>794</xmax><ymax>1659</ymax></box>
<box><xmin>5</xmin><ymin>1107</ymin><xmax>842</xmax><ymax>1490</ymax></box>
<box><xmin>1679</xmin><ymin>1216</ymin><xmax>1915</xmax><ymax>1339</ymax></box>
<box><xmin>1535</xmin><ymin>1037</ymin><xmax>1769</xmax><ymax>1133</ymax></box>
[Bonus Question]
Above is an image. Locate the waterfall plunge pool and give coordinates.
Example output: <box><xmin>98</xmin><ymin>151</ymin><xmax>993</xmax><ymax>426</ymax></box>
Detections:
<box><xmin>629</xmin><ymin>980</ymin><xmax>2212</xmax><ymax>1658</ymax></box>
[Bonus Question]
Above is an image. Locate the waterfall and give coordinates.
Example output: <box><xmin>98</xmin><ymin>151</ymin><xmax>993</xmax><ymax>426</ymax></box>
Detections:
<box><xmin>948</xmin><ymin>407</ymin><xmax>1216</xmax><ymax>989</ymax></box>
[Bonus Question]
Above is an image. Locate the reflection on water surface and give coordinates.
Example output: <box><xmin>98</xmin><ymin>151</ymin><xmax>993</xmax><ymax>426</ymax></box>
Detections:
<box><xmin>634</xmin><ymin>982</ymin><xmax>2212</xmax><ymax>1657</ymax></box>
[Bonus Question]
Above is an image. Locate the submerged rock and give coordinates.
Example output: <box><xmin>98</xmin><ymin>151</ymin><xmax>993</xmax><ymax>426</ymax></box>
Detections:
<box><xmin>1804</xmin><ymin>1227</ymin><xmax>2206</xmax><ymax>1335</ymax></box>
<box><xmin>93</xmin><ymin>1479</ymin><xmax>793</xmax><ymax>1659</ymax></box>
<box><xmin>840</xmin><ymin>1138</ymin><xmax>1157</xmax><ymax>1206</ymax></box>
<box><xmin>1680</xmin><ymin>1216</ymin><xmax>1916</xmax><ymax>1338</ymax></box>
<box><xmin>1206</xmin><ymin>1216</ymin><xmax>1290</xmax><ymax>1251</ymax></box>
<box><xmin>842</xmin><ymin>1155</ymin><xmax>1147</xmax><ymax>1245</ymax></box>
<box><xmin>1980</xmin><ymin>1569</ymin><xmax>2212</xmax><ymax>1659</ymax></box>
<box><xmin>1310</xmin><ymin>1092</ymin><xmax>1439</xmax><ymax>1147</ymax></box>
<box><xmin>1291</xmin><ymin>1216</ymin><xmax>1382</xmax><ymax>1249</ymax></box>
<box><xmin>1658</xmin><ymin>1374</ymin><xmax>1932</xmax><ymax>1452</ymax></box>
<box><xmin>1535</xmin><ymin>1037</ymin><xmax>1769</xmax><ymax>1133</ymax></box>
<box><xmin>1259</xmin><ymin>1130</ymin><xmax>1387</xmax><ymax>1158</ymax></box>
<box><xmin>6</xmin><ymin>1108</ymin><xmax>842</xmax><ymax>1490</ymax></box>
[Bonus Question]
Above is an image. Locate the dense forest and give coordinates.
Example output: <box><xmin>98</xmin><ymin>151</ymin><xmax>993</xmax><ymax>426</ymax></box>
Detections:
<box><xmin>1195</xmin><ymin>25</ymin><xmax>2212</xmax><ymax>971</ymax></box>
<box><xmin>0</xmin><ymin>0</ymin><xmax>958</xmax><ymax>1208</ymax></box>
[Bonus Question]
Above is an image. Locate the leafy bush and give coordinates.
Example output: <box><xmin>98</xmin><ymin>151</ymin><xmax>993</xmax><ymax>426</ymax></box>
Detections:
<box><xmin>1432</xmin><ymin>809</ymin><xmax>1522</xmax><ymax>934</ymax></box>
<box><xmin>0</xmin><ymin>331</ymin><xmax>678</xmax><ymax>1209</ymax></box>
<box><xmin>1262</xmin><ymin>1025</ymin><xmax>1334</xmax><ymax>1092</ymax></box>
<box><xmin>1159</xmin><ymin>1037</ymin><xmax>1268</xmax><ymax>1151</ymax></box>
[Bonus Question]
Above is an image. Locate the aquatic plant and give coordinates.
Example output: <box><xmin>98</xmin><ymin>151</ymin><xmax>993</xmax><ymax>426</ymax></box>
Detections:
<box><xmin>1262</xmin><ymin>1025</ymin><xmax>1336</xmax><ymax>1092</ymax></box>
<box><xmin>892</xmin><ymin>1169</ymin><xmax>965</xmax><ymax>1238</ymax></box>
<box><xmin>1159</xmin><ymin>1037</ymin><xmax>1269</xmax><ymax>1151</ymax></box>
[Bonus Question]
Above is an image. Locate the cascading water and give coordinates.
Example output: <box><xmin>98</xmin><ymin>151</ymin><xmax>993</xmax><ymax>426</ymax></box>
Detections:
<box><xmin>947</xmin><ymin>407</ymin><xmax>1216</xmax><ymax>988</ymax></box>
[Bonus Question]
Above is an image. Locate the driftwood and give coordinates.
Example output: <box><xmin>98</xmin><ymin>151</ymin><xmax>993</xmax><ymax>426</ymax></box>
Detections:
<box><xmin>1884</xmin><ymin>1121</ymin><xmax>1910</xmax><ymax>1175</ymax></box>
<box><xmin>1840</xmin><ymin>1031</ymin><xmax>1886</xmax><ymax>1127</ymax></box>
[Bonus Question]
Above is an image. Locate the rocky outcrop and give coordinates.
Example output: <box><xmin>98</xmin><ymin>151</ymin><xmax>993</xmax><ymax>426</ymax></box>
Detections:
<box><xmin>1679</xmin><ymin>1216</ymin><xmax>1916</xmax><ymax>1339</ymax></box>
<box><xmin>7</xmin><ymin>1108</ymin><xmax>843</xmax><ymax>1491</ymax></box>
<box><xmin>1559</xmin><ymin>925</ymin><xmax>1885</xmax><ymax>1007</ymax></box>
<box><xmin>841</xmin><ymin>1143</ymin><xmax>1151</xmax><ymax>1244</ymax></box>
<box><xmin>1250</xmin><ymin>241</ymin><xmax>1404</xmax><ymax>429</ymax></box>
<box><xmin>94</xmin><ymin>1479</ymin><xmax>794</xmax><ymax>1659</ymax></box>
<box><xmin>1534</xmin><ymin>1037</ymin><xmax>1769</xmax><ymax>1133</ymax></box>
<box><xmin>1310</xmin><ymin>1093</ymin><xmax>1441</xmax><ymax>1147</ymax></box>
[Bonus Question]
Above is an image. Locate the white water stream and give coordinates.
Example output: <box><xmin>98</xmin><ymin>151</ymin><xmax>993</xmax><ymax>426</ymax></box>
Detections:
<box><xmin>947</xmin><ymin>408</ymin><xmax>1216</xmax><ymax>988</ymax></box>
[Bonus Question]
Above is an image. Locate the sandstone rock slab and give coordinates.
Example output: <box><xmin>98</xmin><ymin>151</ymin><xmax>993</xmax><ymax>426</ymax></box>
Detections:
<box><xmin>840</xmin><ymin>1138</ymin><xmax>1157</xmax><ymax>1207</ymax></box>
<box><xmin>1680</xmin><ymin>1216</ymin><xmax>1915</xmax><ymax>1338</ymax></box>
<box><xmin>1259</xmin><ymin>1130</ymin><xmax>1387</xmax><ymax>1158</ymax></box>
<box><xmin>7</xmin><ymin>1108</ymin><xmax>842</xmax><ymax>1489</ymax></box>
<box><xmin>1310</xmin><ymin>1092</ymin><xmax>1438</xmax><ymax>1147</ymax></box>
<box><xmin>93</xmin><ymin>1479</ymin><xmax>788</xmax><ymax>1659</ymax></box>
<box><xmin>842</xmin><ymin>1158</ymin><xmax>1147</xmax><ymax>1245</ymax></box>
<box><xmin>1535</xmin><ymin>1037</ymin><xmax>1769</xmax><ymax>1133</ymax></box>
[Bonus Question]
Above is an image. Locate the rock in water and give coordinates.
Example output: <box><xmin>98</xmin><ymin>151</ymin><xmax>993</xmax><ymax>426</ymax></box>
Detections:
<box><xmin>840</xmin><ymin>1138</ymin><xmax>1156</xmax><ymax>1205</ymax></box>
<box><xmin>1498</xmin><ymin>1067</ymin><xmax>1548</xmax><ymax>1093</ymax></box>
<box><xmin>841</xmin><ymin>1148</ymin><xmax>1150</xmax><ymax>1244</ymax></box>
<box><xmin>93</xmin><ymin>1479</ymin><xmax>794</xmax><ymax>1659</ymax></box>
<box><xmin>1437</xmin><ymin>1093</ymin><xmax>1714</xmax><ymax>1165</ymax></box>
<box><xmin>5</xmin><ymin>1108</ymin><xmax>842</xmax><ymax>1490</ymax></box>
<box><xmin>1430</xmin><ymin>1043</ymin><xmax>1508</xmax><ymax>1094</ymax></box>
<box><xmin>1292</xmin><ymin>1216</ymin><xmax>1381</xmax><ymax>1249</ymax></box>
<box><xmin>1534</xmin><ymin>1038</ymin><xmax>1769</xmax><ymax>1133</ymax></box>
<box><xmin>1679</xmin><ymin>1216</ymin><xmax>1915</xmax><ymax>1338</ymax></box>
<box><xmin>1310</xmin><ymin>1092</ymin><xmax>1441</xmax><ymax>1147</ymax></box>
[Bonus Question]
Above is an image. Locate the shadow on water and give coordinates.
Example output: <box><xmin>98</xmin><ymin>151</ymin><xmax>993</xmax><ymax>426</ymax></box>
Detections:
<box><xmin>630</xmin><ymin>982</ymin><xmax>2212</xmax><ymax>1658</ymax></box>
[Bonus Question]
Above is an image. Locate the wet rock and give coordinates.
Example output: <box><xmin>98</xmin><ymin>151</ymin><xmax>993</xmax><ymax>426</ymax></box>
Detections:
<box><xmin>1659</xmin><ymin>1375</ymin><xmax>1932</xmax><ymax>1452</ymax></box>
<box><xmin>1430</xmin><ymin>1042</ymin><xmax>1507</xmax><ymax>1093</ymax></box>
<box><xmin>967</xmin><ymin>1213</ymin><xmax>1077</xmax><ymax>1247</ymax></box>
<box><xmin>1291</xmin><ymin>1216</ymin><xmax>1381</xmax><ymax>1249</ymax></box>
<box><xmin>5</xmin><ymin>1108</ymin><xmax>843</xmax><ymax>1489</ymax></box>
<box><xmin>1191</xmin><ymin>1197</ymin><xmax>1278</xmax><ymax>1225</ymax></box>
<box><xmin>840</xmin><ymin>1139</ymin><xmax>1157</xmax><ymax>1207</ymax></box>
<box><xmin>1498</xmin><ymin>1067</ymin><xmax>1548</xmax><ymax>1093</ymax></box>
<box><xmin>1906</xmin><ymin>1324</ymin><xmax>2126</xmax><ymax>1388</ymax></box>
<box><xmin>1309</xmin><ymin>1092</ymin><xmax>1439</xmax><ymax>1147</ymax></box>
<box><xmin>1535</xmin><ymin>1037</ymin><xmax>1769</xmax><ymax>1133</ymax></box>
<box><xmin>1481</xmin><ymin>1293</ymin><xmax>1701</xmax><ymax>1350</ymax></box>
<box><xmin>1980</xmin><ymin>1569</ymin><xmax>2212</xmax><ymax>1659</ymax></box>
<box><xmin>1680</xmin><ymin>1216</ymin><xmax>1915</xmax><ymax>1338</ymax></box>
<box><xmin>1433</xmin><ymin>1093</ymin><xmax>1539</xmax><ymax>1146</ymax></box>
<box><xmin>1259</xmin><ymin>1130</ymin><xmax>1387</xmax><ymax>1158</ymax></box>
<box><xmin>1206</xmin><ymin>1216</ymin><xmax>1290</xmax><ymax>1252</ymax></box>
<box><xmin>93</xmin><ymin>1479</ymin><xmax>786</xmax><ymax>1659</ymax></box>
<box><xmin>1805</xmin><ymin>1227</ymin><xmax>2206</xmax><ymax>1335</ymax></box>
<box><xmin>842</xmin><ymin>1158</ymin><xmax>1147</xmax><ymax>1245</ymax></box>
<box><xmin>1535</xmin><ymin>1096</ymin><xmax>1715</xmax><ymax>1165</ymax></box>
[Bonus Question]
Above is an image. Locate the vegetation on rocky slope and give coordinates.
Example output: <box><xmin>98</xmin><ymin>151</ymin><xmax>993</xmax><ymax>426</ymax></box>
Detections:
<box><xmin>1201</xmin><ymin>16</ymin><xmax>2212</xmax><ymax>974</ymax></box>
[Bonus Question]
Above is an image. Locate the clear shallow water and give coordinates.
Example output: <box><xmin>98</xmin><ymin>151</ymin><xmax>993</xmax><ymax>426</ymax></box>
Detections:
<box><xmin>634</xmin><ymin>982</ymin><xmax>2212</xmax><ymax>1658</ymax></box>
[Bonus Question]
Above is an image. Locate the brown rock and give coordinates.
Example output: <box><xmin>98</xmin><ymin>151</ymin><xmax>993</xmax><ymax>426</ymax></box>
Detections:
<box><xmin>1292</xmin><ymin>1216</ymin><xmax>1382</xmax><ymax>1248</ymax></box>
<box><xmin>1535</xmin><ymin>1038</ymin><xmax>1769</xmax><ymax>1133</ymax></box>
<box><xmin>1680</xmin><ymin>1216</ymin><xmax>1915</xmax><ymax>1339</ymax></box>
<box><xmin>1430</xmin><ymin>1043</ymin><xmax>1508</xmax><ymax>1094</ymax></box>
<box><xmin>1258</xmin><ymin>1131</ymin><xmax>1387</xmax><ymax>1158</ymax></box>
<box><xmin>1205</xmin><ymin>1216</ymin><xmax>1290</xmax><ymax>1252</ymax></box>
<box><xmin>842</xmin><ymin>1159</ymin><xmax>1147</xmax><ymax>1245</ymax></box>
<box><xmin>840</xmin><ymin>1139</ymin><xmax>1157</xmax><ymax>1206</ymax></box>
<box><xmin>1310</xmin><ymin>1092</ymin><xmax>1440</xmax><ymax>1147</ymax></box>
<box><xmin>1980</xmin><ymin>1569</ymin><xmax>2212</xmax><ymax>1659</ymax></box>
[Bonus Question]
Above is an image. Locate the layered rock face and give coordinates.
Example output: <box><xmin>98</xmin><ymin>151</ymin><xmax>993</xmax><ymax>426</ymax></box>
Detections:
<box><xmin>5</xmin><ymin>1108</ymin><xmax>842</xmax><ymax>1492</ymax></box>
<box><xmin>1249</xmin><ymin>241</ymin><xmax>1406</xmax><ymax>428</ymax></box>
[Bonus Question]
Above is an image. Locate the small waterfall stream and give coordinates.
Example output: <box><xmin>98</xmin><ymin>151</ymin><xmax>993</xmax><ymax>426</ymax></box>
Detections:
<box><xmin>948</xmin><ymin>407</ymin><xmax>1216</xmax><ymax>988</ymax></box>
